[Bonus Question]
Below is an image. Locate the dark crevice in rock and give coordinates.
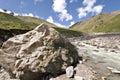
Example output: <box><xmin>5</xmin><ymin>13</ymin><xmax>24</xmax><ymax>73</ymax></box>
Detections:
<box><xmin>0</xmin><ymin>29</ymin><xmax>29</xmax><ymax>47</ymax></box>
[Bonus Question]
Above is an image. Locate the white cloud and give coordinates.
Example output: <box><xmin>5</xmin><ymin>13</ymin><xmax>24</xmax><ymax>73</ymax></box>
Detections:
<box><xmin>77</xmin><ymin>0</ymin><xmax>104</xmax><ymax>18</ymax></box>
<box><xmin>70</xmin><ymin>0</ymin><xmax>78</xmax><ymax>3</ymax></box>
<box><xmin>70</xmin><ymin>21</ymin><xmax>75</xmax><ymax>26</ymax></box>
<box><xmin>0</xmin><ymin>9</ymin><xmax>14</xmax><ymax>15</ymax></box>
<box><xmin>21</xmin><ymin>13</ymin><xmax>39</xmax><ymax>18</ymax></box>
<box><xmin>0</xmin><ymin>9</ymin><xmax>4</xmax><ymax>13</ymax></box>
<box><xmin>46</xmin><ymin>16</ymin><xmax>67</xmax><ymax>27</ymax></box>
<box><xmin>77</xmin><ymin>8</ymin><xmax>87</xmax><ymax>18</ymax></box>
<box><xmin>59</xmin><ymin>10</ymin><xmax>73</xmax><ymax>21</ymax></box>
<box><xmin>83</xmin><ymin>0</ymin><xmax>96</xmax><ymax>7</ymax></box>
<box><xmin>22</xmin><ymin>13</ymin><xmax>34</xmax><ymax>17</ymax></box>
<box><xmin>14</xmin><ymin>13</ymin><xmax>19</xmax><ymax>16</ymax></box>
<box><xmin>52</xmin><ymin>0</ymin><xmax>73</xmax><ymax>21</ymax></box>
<box><xmin>0</xmin><ymin>8</ymin><xmax>40</xmax><ymax>18</ymax></box>
<box><xmin>46</xmin><ymin>16</ymin><xmax>54</xmax><ymax>23</ymax></box>
<box><xmin>34</xmin><ymin>0</ymin><xmax>43</xmax><ymax>5</ymax></box>
<box><xmin>6</xmin><ymin>10</ymin><xmax>12</xmax><ymax>14</ymax></box>
<box><xmin>92</xmin><ymin>5</ymin><xmax>103</xmax><ymax>14</ymax></box>
<box><xmin>55</xmin><ymin>22</ymin><xmax>67</xmax><ymax>28</ymax></box>
<box><xmin>53</xmin><ymin>0</ymin><xmax>66</xmax><ymax>12</ymax></box>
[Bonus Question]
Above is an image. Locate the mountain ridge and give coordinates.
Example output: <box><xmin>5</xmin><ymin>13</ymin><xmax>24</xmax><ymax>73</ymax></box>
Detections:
<box><xmin>70</xmin><ymin>10</ymin><xmax>120</xmax><ymax>33</ymax></box>
<box><xmin>0</xmin><ymin>11</ymin><xmax>83</xmax><ymax>38</ymax></box>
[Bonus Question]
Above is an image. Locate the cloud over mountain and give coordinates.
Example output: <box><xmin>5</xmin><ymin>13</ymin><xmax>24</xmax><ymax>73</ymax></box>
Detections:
<box><xmin>77</xmin><ymin>0</ymin><xmax>104</xmax><ymax>18</ymax></box>
<box><xmin>52</xmin><ymin>0</ymin><xmax>73</xmax><ymax>21</ymax></box>
<box><xmin>46</xmin><ymin>16</ymin><xmax>66</xmax><ymax>27</ymax></box>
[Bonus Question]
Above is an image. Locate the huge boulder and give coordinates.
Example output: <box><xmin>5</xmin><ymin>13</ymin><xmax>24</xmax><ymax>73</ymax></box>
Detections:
<box><xmin>0</xmin><ymin>24</ymin><xmax>79</xmax><ymax>80</ymax></box>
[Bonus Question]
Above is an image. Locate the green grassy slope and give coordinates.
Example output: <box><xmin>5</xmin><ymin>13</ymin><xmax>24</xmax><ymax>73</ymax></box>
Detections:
<box><xmin>53</xmin><ymin>27</ymin><xmax>84</xmax><ymax>36</ymax></box>
<box><xmin>0</xmin><ymin>12</ymin><xmax>38</xmax><ymax>30</ymax></box>
<box><xmin>70</xmin><ymin>10</ymin><xmax>120</xmax><ymax>33</ymax></box>
<box><xmin>93</xmin><ymin>14</ymin><xmax>120</xmax><ymax>32</ymax></box>
<box><xmin>0</xmin><ymin>12</ymin><xmax>83</xmax><ymax>36</ymax></box>
<box><xmin>16</xmin><ymin>16</ymin><xmax>57</xmax><ymax>27</ymax></box>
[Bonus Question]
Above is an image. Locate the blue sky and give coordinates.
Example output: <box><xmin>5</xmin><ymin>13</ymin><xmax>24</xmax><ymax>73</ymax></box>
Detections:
<box><xmin>0</xmin><ymin>0</ymin><xmax>120</xmax><ymax>27</ymax></box>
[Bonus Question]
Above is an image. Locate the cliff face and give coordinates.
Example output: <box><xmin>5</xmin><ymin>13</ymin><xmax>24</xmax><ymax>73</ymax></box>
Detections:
<box><xmin>0</xmin><ymin>29</ymin><xmax>29</xmax><ymax>47</ymax></box>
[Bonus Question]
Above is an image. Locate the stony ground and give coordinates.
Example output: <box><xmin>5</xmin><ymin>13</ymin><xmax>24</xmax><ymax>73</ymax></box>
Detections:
<box><xmin>84</xmin><ymin>33</ymin><xmax>120</xmax><ymax>50</ymax></box>
<box><xmin>49</xmin><ymin>64</ymin><xmax>96</xmax><ymax>80</ymax></box>
<box><xmin>0</xmin><ymin>33</ymin><xmax>120</xmax><ymax>80</ymax></box>
<box><xmin>69</xmin><ymin>33</ymin><xmax>120</xmax><ymax>80</ymax></box>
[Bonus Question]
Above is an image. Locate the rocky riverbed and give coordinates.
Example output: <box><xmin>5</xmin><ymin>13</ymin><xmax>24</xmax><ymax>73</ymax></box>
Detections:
<box><xmin>69</xmin><ymin>33</ymin><xmax>120</xmax><ymax>80</ymax></box>
<box><xmin>0</xmin><ymin>24</ymin><xmax>120</xmax><ymax>80</ymax></box>
<box><xmin>84</xmin><ymin>33</ymin><xmax>120</xmax><ymax>50</ymax></box>
<box><xmin>45</xmin><ymin>33</ymin><xmax>120</xmax><ymax>80</ymax></box>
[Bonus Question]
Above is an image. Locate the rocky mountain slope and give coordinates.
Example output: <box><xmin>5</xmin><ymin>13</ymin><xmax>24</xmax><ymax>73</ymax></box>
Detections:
<box><xmin>70</xmin><ymin>10</ymin><xmax>120</xmax><ymax>33</ymax></box>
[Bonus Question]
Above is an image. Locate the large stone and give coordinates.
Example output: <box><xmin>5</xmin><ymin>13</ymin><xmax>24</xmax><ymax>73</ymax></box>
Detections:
<box><xmin>0</xmin><ymin>24</ymin><xmax>79</xmax><ymax>80</ymax></box>
<box><xmin>66</xmin><ymin>66</ymin><xmax>74</xmax><ymax>78</ymax></box>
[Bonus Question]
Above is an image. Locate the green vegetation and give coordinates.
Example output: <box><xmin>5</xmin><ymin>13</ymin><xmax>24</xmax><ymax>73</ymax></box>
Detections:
<box><xmin>0</xmin><ymin>12</ymin><xmax>38</xmax><ymax>30</ymax></box>
<box><xmin>53</xmin><ymin>27</ymin><xmax>83</xmax><ymax>36</ymax></box>
<box><xmin>0</xmin><ymin>12</ymin><xmax>83</xmax><ymax>36</ymax></box>
<box><xmin>93</xmin><ymin>14</ymin><xmax>120</xmax><ymax>32</ymax></box>
<box><xmin>71</xmin><ymin>10</ymin><xmax>120</xmax><ymax>33</ymax></box>
<box><xmin>16</xmin><ymin>16</ymin><xmax>56</xmax><ymax>27</ymax></box>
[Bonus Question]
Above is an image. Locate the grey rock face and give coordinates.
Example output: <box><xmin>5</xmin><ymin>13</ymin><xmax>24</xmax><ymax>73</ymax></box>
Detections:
<box><xmin>66</xmin><ymin>66</ymin><xmax>74</xmax><ymax>78</ymax></box>
<box><xmin>0</xmin><ymin>24</ymin><xmax>79</xmax><ymax>80</ymax></box>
